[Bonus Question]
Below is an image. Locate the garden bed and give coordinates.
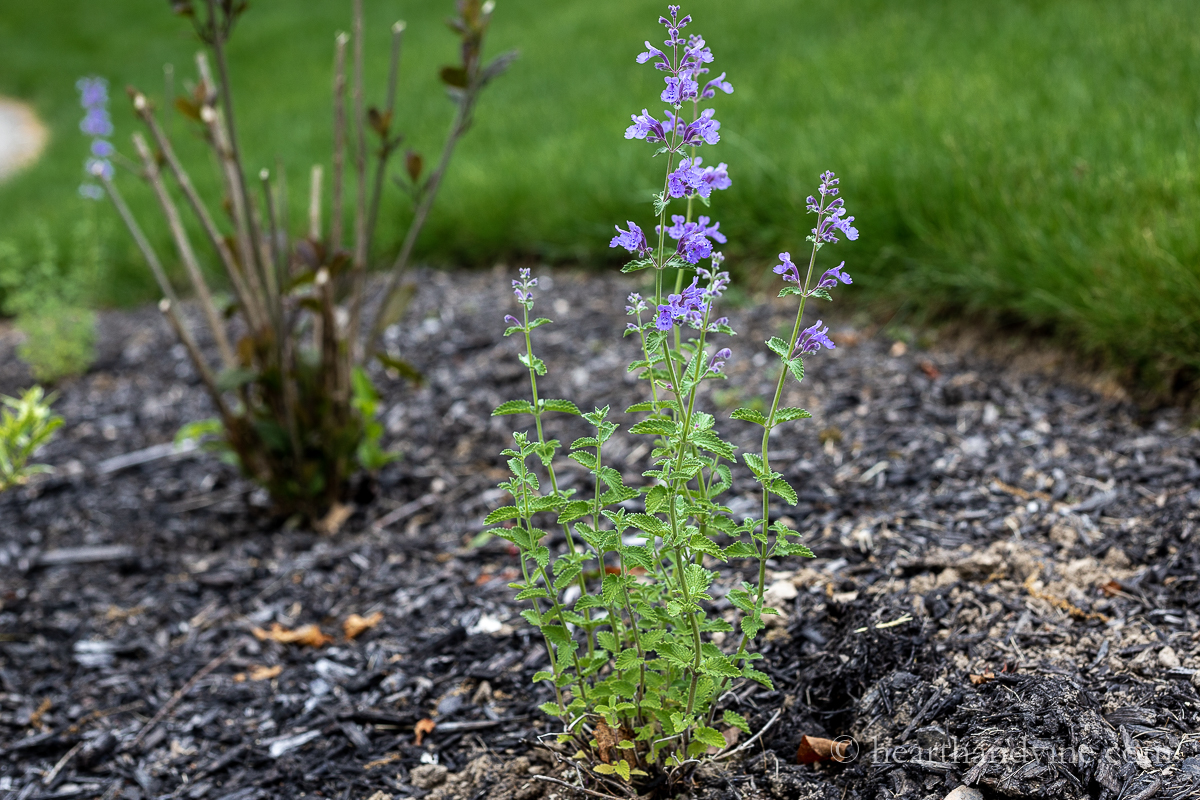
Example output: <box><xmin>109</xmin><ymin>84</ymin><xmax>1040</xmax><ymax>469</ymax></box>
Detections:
<box><xmin>2</xmin><ymin>268</ymin><xmax>1198</xmax><ymax>800</ymax></box>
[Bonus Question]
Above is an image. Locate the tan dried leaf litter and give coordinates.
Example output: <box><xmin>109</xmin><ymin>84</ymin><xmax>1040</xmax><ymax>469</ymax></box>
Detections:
<box><xmin>343</xmin><ymin>611</ymin><xmax>384</xmax><ymax>639</ymax></box>
<box><xmin>251</xmin><ymin>622</ymin><xmax>333</xmax><ymax>647</ymax></box>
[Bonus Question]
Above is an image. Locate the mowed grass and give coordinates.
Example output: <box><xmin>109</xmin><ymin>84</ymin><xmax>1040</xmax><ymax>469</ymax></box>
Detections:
<box><xmin>1</xmin><ymin>0</ymin><xmax>1198</xmax><ymax>391</ymax></box>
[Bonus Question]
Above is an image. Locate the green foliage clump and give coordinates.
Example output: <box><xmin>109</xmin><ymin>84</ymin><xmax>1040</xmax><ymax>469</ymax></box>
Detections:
<box><xmin>0</xmin><ymin>386</ymin><xmax>63</xmax><ymax>491</ymax></box>
<box><xmin>0</xmin><ymin>222</ymin><xmax>98</xmax><ymax>382</ymax></box>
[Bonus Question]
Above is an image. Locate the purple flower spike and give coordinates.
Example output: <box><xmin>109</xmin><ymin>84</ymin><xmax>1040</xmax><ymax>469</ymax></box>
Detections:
<box><xmin>655</xmin><ymin>305</ymin><xmax>675</xmax><ymax>331</ymax></box>
<box><xmin>626</xmin><ymin>292</ymin><xmax>648</xmax><ymax>315</ymax></box>
<box><xmin>707</xmin><ymin>348</ymin><xmax>732</xmax><ymax>375</ymax></box>
<box><xmin>773</xmin><ymin>252</ymin><xmax>800</xmax><ymax>283</ymax></box>
<box><xmin>504</xmin><ymin>315</ymin><xmax>521</xmax><ymax>327</ymax></box>
<box><xmin>610</xmin><ymin>221</ymin><xmax>651</xmax><ymax>255</ymax></box>
<box><xmin>815</xmin><ymin>261</ymin><xmax>853</xmax><ymax>291</ymax></box>
<box><xmin>625</xmin><ymin>109</ymin><xmax>668</xmax><ymax>142</ymax></box>
<box><xmin>795</xmin><ymin>320</ymin><xmax>835</xmax><ymax>356</ymax></box>
<box><xmin>90</xmin><ymin>139</ymin><xmax>115</xmax><ymax>158</ymax></box>
<box><xmin>818</xmin><ymin>170</ymin><xmax>839</xmax><ymax>197</ymax></box>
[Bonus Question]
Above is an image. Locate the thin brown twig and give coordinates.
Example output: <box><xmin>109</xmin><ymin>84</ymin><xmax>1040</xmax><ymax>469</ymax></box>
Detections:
<box><xmin>131</xmin><ymin>129</ymin><xmax>235</xmax><ymax>368</ymax></box>
<box><xmin>330</xmin><ymin>32</ymin><xmax>349</xmax><ymax>252</ymax></box>
<box><xmin>203</xmin><ymin>0</ymin><xmax>273</xmax><ymax>324</ymax></box>
<box><xmin>134</xmin><ymin>94</ymin><xmax>264</xmax><ymax>334</ymax></box>
<box><xmin>196</xmin><ymin>51</ymin><xmax>270</xmax><ymax>328</ymax></box>
<box><xmin>712</xmin><ymin>708</ymin><xmax>782</xmax><ymax>761</ymax></box>
<box><xmin>347</xmin><ymin>0</ymin><xmax>369</xmax><ymax>363</ymax></box>
<box><xmin>364</xmin><ymin>21</ymin><xmax>405</xmax><ymax>264</ymax></box>
<box><xmin>530</xmin><ymin>775</ymin><xmax>621</xmax><ymax>799</ymax></box>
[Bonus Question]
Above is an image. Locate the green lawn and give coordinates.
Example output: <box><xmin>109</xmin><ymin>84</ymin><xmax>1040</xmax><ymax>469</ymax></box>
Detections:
<box><xmin>1</xmin><ymin>0</ymin><xmax>1198</xmax><ymax>391</ymax></box>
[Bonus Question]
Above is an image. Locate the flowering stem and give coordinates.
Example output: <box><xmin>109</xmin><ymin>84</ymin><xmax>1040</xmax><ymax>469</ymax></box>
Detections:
<box><xmin>520</xmin><ymin>302</ymin><xmax>595</xmax><ymax>657</ymax></box>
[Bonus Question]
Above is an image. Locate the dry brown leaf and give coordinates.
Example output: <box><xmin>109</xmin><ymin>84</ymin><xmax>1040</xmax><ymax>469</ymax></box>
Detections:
<box><xmin>248</xmin><ymin>664</ymin><xmax>282</xmax><ymax>681</ymax></box>
<box><xmin>1100</xmin><ymin>580</ymin><xmax>1123</xmax><ymax>597</ymax></box>
<box><xmin>593</xmin><ymin>719</ymin><xmax>618</xmax><ymax>764</ymax></box>
<box><xmin>343</xmin><ymin>611</ymin><xmax>384</xmax><ymax>640</ymax></box>
<box><xmin>413</xmin><ymin>718</ymin><xmax>436</xmax><ymax>746</ymax></box>
<box><xmin>363</xmin><ymin>752</ymin><xmax>400</xmax><ymax>770</ymax></box>
<box><xmin>315</xmin><ymin>502</ymin><xmax>354</xmax><ymax>535</ymax></box>
<box><xmin>796</xmin><ymin>734</ymin><xmax>854</xmax><ymax>764</ymax></box>
<box><xmin>969</xmin><ymin>670</ymin><xmax>995</xmax><ymax>685</ymax></box>
<box><xmin>251</xmin><ymin>622</ymin><xmax>333</xmax><ymax>648</ymax></box>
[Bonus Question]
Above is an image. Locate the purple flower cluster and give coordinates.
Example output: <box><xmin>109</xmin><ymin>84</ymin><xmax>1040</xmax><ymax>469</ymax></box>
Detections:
<box><xmin>512</xmin><ymin>268</ymin><xmax>538</xmax><ymax>306</ymax></box>
<box><xmin>806</xmin><ymin>171</ymin><xmax>857</xmax><ymax>243</ymax></box>
<box><xmin>659</xmin><ymin>214</ymin><xmax>725</xmax><ymax>264</ymax></box>
<box><xmin>655</xmin><ymin>277</ymin><xmax>707</xmax><ymax>331</ymax></box>
<box><xmin>773</xmin><ymin>252</ymin><xmax>800</xmax><ymax>283</ymax></box>
<box><xmin>795</xmin><ymin>321</ymin><xmax>835</xmax><ymax>355</ymax></box>
<box><xmin>77</xmin><ymin>77</ymin><xmax>113</xmax><ymax>199</ymax></box>
<box><xmin>706</xmin><ymin>347</ymin><xmax>732</xmax><ymax>375</ymax></box>
<box><xmin>626</xmin><ymin>107</ymin><xmax>721</xmax><ymax>147</ymax></box>
<box><xmin>814</xmin><ymin>261</ymin><xmax>852</xmax><ymax>292</ymax></box>
<box><xmin>666</xmin><ymin>157</ymin><xmax>730</xmax><ymax>199</ymax></box>
<box><xmin>610</xmin><ymin>221</ymin><xmax>651</xmax><ymax>256</ymax></box>
<box><xmin>625</xmin><ymin>5</ymin><xmax>732</xmax><ymax>151</ymax></box>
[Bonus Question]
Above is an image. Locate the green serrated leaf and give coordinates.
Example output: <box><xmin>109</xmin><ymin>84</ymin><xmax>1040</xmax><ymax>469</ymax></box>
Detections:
<box><xmin>730</xmin><ymin>407</ymin><xmax>768</xmax><ymax>426</ymax></box>
<box><xmin>693</xmin><ymin>726</ymin><xmax>727</xmax><ymax>749</ymax></box>
<box><xmin>615</xmin><ymin>648</ymin><xmax>641</xmax><ymax>670</ymax></box>
<box><xmin>542</xmin><ymin>398</ymin><xmax>581</xmax><ymax>415</ymax></box>
<box><xmin>538</xmin><ymin>701</ymin><xmax>565</xmax><ymax>717</ymax></box>
<box><xmin>629</xmin><ymin>418</ymin><xmax>676</xmax><ymax>437</ymax></box>
<box><xmin>775</xmin><ymin>407</ymin><xmax>812</xmax><ymax>423</ymax></box>
<box><xmin>809</xmin><ymin>288</ymin><xmax>833</xmax><ymax>301</ymax></box>
<box><xmin>744</xmin><ymin>668</ymin><xmax>775</xmax><ymax>690</ymax></box>
<box><xmin>628</xmin><ymin>513</ymin><xmax>668</xmax><ymax>537</ymax></box>
<box><xmin>766</xmin><ymin>337</ymin><xmax>790</xmax><ymax>359</ymax></box>
<box><xmin>770</xmin><ymin>477</ymin><xmax>798</xmax><ymax>505</ymax></box>
<box><xmin>515</xmin><ymin>586</ymin><xmax>549</xmax><ymax>601</ymax></box>
<box><xmin>484</xmin><ymin>506</ymin><xmax>521</xmax><ymax>524</ymax></box>
<box><xmin>492</xmin><ymin>400</ymin><xmax>535</xmax><ymax>416</ymax></box>
<box><xmin>723</xmin><ymin>710</ymin><xmax>751</xmax><ymax>735</ymax></box>
<box><xmin>787</xmin><ymin>357</ymin><xmax>805</xmax><ymax>383</ymax></box>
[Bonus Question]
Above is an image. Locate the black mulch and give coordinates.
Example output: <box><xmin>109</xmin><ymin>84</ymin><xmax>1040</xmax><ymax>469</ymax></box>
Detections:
<box><xmin>2</xmin><ymin>268</ymin><xmax>1198</xmax><ymax>800</ymax></box>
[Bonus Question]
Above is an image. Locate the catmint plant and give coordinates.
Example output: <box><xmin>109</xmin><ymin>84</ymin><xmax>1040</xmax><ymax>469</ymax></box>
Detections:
<box><xmin>488</xmin><ymin>5</ymin><xmax>859</xmax><ymax>787</ymax></box>
<box><xmin>90</xmin><ymin>0</ymin><xmax>513</xmax><ymax>521</ymax></box>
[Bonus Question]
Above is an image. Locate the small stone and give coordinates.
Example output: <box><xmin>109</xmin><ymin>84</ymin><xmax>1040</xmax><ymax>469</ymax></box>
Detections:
<box><xmin>1158</xmin><ymin>646</ymin><xmax>1180</xmax><ymax>669</ymax></box>
<box><xmin>943</xmin><ymin>787</ymin><xmax>983</xmax><ymax>800</ymax></box>
<box><xmin>409</xmin><ymin>764</ymin><xmax>448</xmax><ymax>789</ymax></box>
<box><xmin>889</xmin><ymin>340</ymin><xmax>907</xmax><ymax>357</ymax></box>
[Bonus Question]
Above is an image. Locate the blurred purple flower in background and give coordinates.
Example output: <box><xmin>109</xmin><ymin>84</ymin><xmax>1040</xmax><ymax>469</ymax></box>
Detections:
<box><xmin>77</xmin><ymin>76</ymin><xmax>113</xmax><ymax>200</ymax></box>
